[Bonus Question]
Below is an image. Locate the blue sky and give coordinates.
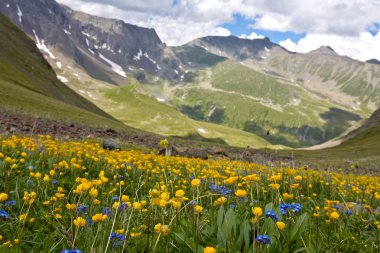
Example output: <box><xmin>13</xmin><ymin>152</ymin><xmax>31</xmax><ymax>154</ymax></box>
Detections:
<box><xmin>221</xmin><ymin>14</ymin><xmax>306</xmax><ymax>43</ymax></box>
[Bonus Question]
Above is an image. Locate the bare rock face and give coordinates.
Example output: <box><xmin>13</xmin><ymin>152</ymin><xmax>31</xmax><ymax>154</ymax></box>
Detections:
<box><xmin>0</xmin><ymin>0</ymin><xmax>185</xmax><ymax>84</ymax></box>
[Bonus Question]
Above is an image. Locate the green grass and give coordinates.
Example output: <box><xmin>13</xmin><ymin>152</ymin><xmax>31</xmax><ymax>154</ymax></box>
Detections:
<box><xmin>170</xmin><ymin>61</ymin><xmax>363</xmax><ymax>147</ymax></box>
<box><xmin>211</xmin><ymin>60</ymin><xmax>292</xmax><ymax>106</ymax></box>
<box><xmin>100</xmin><ymin>79</ymin><xmax>271</xmax><ymax>148</ymax></box>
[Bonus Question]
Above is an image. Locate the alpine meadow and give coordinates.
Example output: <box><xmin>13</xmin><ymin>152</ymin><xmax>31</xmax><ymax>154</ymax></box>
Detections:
<box><xmin>1</xmin><ymin>0</ymin><xmax>380</xmax><ymax>252</ymax></box>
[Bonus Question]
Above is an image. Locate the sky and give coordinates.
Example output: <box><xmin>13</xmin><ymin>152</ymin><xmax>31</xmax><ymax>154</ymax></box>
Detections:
<box><xmin>56</xmin><ymin>0</ymin><xmax>380</xmax><ymax>61</ymax></box>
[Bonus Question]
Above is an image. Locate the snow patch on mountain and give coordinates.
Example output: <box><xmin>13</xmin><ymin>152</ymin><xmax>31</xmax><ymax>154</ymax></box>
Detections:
<box><xmin>98</xmin><ymin>53</ymin><xmax>126</xmax><ymax>77</ymax></box>
<box><xmin>32</xmin><ymin>30</ymin><xmax>56</xmax><ymax>59</ymax></box>
<box><xmin>16</xmin><ymin>4</ymin><xmax>22</xmax><ymax>23</ymax></box>
<box><xmin>133</xmin><ymin>49</ymin><xmax>143</xmax><ymax>61</ymax></box>
<box><xmin>57</xmin><ymin>75</ymin><xmax>68</xmax><ymax>83</ymax></box>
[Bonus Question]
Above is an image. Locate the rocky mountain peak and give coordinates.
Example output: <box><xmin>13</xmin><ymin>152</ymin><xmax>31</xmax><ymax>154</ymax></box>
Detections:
<box><xmin>366</xmin><ymin>58</ymin><xmax>380</xmax><ymax>65</ymax></box>
<box><xmin>310</xmin><ymin>45</ymin><xmax>337</xmax><ymax>55</ymax></box>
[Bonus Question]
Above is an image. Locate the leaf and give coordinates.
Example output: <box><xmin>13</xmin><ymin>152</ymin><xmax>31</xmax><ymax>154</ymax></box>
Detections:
<box><xmin>265</xmin><ymin>202</ymin><xmax>274</xmax><ymax>211</ymax></box>
<box><xmin>241</xmin><ymin>220</ymin><xmax>251</xmax><ymax>250</ymax></box>
<box><xmin>261</xmin><ymin>218</ymin><xmax>278</xmax><ymax>237</ymax></box>
<box><xmin>289</xmin><ymin>213</ymin><xmax>309</xmax><ymax>244</ymax></box>
<box><xmin>217</xmin><ymin>205</ymin><xmax>224</xmax><ymax>228</ymax></box>
<box><xmin>225</xmin><ymin>208</ymin><xmax>237</xmax><ymax>237</ymax></box>
<box><xmin>217</xmin><ymin>227</ymin><xmax>227</xmax><ymax>248</ymax></box>
<box><xmin>173</xmin><ymin>232</ymin><xmax>196</xmax><ymax>252</ymax></box>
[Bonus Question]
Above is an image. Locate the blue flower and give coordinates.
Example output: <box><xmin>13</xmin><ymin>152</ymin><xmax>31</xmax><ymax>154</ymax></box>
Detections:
<box><xmin>52</xmin><ymin>180</ymin><xmax>59</xmax><ymax>185</ymax></box>
<box><xmin>265</xmin><ymin>210</ymin><xmax>280</xmax><ymax>221</ymax></box>
<box><xmin>280</xmin><ymin>203</ymin><xmax>302</xmax><ymax>216</ymax></box>
<box><xmin>4</xmin><ymin>200</ymin><xmax>16</xmax><ymax>206</ymax></box>
<box><xmin>112</xmin><ymin>196</ymin><xmax>119</xmax><ymax>202</ymax></box>
<box><xmin>256</xmin><ymin>234</ymin><xmax>272</xmax><ymax>245</ymax></box>
<box><xmin>102</xmin><ymin>207</ymin><xmax>112</xmax><ymax>216</ymax></box>
<box><xmin>76</xmin><ymin>205</ymin><xmax>88</xmax><ymax>213</ymax></box>
<box><xmin>0</xmin><ymin>210</ymin><xmax>10</xmax><ymax>219</ymax></box>
<box><xmin>345</xmin><ymin>210</ymin><xmax>353</xmax><ymax>215</ymax></box>
<box><xmin>118</xmin><ymin>203</ymin><xmax>128</xmax><ymax>211</ymax></box>
<box><xmin>88</xmin><ymin>218</ymin><xmax>94</xmax><ymax>226</ymax></box>
<box><xmin>208</xmin><ymin>183</ymin><xmax>232</xmax><ymax>196</ymax></box>
<box><xmin>61</xmin><ymin>249</ymin><xmax>82</xmax><ymax>253</ymax></box>
<box><xmin>110</xmin><ymin>232</ymin><xmax>126</xmax><ymax>247</ymax></box>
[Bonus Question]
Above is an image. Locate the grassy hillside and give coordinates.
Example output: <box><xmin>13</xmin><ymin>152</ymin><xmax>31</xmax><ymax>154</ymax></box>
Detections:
<box><xmin>170</xmin><ymin>60</ymin><xmax>362</xmax><ymax>147</ymax></box>
<box><xmin>99</xmin><ymin>79</ymin><xmax>271</xmax><ymax>148</ymax></box>
<box><xmin>0</xmin><ymin>14</ymin><xmax>123</xmax><ymax>128</ymax></box>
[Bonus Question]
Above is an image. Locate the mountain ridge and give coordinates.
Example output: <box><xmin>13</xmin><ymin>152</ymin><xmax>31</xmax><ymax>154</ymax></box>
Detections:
<box><xmin>1</xmin><ymin>0</ymin><xmax>379</xmax><ymax>148</ymax></box>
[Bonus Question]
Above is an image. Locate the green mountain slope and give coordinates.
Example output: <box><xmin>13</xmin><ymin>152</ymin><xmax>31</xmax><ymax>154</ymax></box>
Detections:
<box><xmin>0</xmin><ymin>14</ymin><xmax>121</xmax><ymax>127</ymax></box>
<box><xmin>62</xmin><ymin>75</ymin><xmax>272</xmax><ymax>148</ymax></box>
<box><xmin>170</xmin><ymin>60</ymin><xmax>362</xmax><ymax>147</ymax></box>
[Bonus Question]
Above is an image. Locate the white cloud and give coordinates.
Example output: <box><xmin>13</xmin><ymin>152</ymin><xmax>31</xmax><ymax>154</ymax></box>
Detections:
<box><xmin>239</xmin><ymin>32</ymin><xmax>265</xmax><ymax>40</ymax></box>
<box><xmin>55</xmin><ymin>0</ymin><xmax>380</xmax><ymax>59</ymax></box>
<box><xmin>279</xmin><ymin>32</ymin><xmax>380</xmax><ymax>61</ymax></box>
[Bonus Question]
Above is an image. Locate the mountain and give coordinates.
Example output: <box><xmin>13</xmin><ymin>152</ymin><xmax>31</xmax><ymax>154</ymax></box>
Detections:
<box><xmin>1</xmin><ymin>0</ymin><xmax>379</xmax><ymax>148</ymax></box>
<box><xmin>366</xmin><ymin>59</ymin><xmax>380</xmax><ymax>65</ymax></box>
<box><xmin>0</xmin><ymin>0</ymin><xmax>186</xmax><ymax>85</ymax></box>
<box><xmin>191</xmin><ymin>36</ymin><xmax>380</xmax><ymax>112</ymax></box>
<box><xmin>0</xmin><ymin>13</ymin><xmax>124</xmax><ymax>128</ymax></box>
<box><xmin>0</xmin><ymin>7</ymin><xmax>270</xmax><ymax>148</ymax></box>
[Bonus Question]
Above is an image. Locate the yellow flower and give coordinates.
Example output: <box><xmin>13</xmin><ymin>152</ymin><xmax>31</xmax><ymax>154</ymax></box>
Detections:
<box><xmin>133</xmin><ymin>202</ymin><xmax>142</xmax><ymax>211</ymax></box>
<box><xmin>159</xmin><ymin>199</ymin><xmax>167</xmax><ymax>208</ymax></box>
<box><xmin>154</xmin><ymin>223</ymin><xmax>162</xmax><ymax>233</ymax></box>
<box><xmin>19</xmin><ymin>213</ymin><xmax>28</xmax><ymax>221</ymax></box>
<box><xmin>194</xmin><ymin>205</ymin><xmax>203</xmax><ymax>213</ymax></box>
<box><xmin>113</xmin><ymin>201</ymin><xmax>120</xmax><ymax>209</ymax></box>
<box><xmin>276</xmin><ymin>221</ymin><xmax>286</xmax><ymax>230</ymax></box>
<box><xmin>282</xmin><ymin>193</ymin><xmax>294</xmax><ymax>200</ymax></box>
<box><xmin>160</xmin><ymin>225</ymin><xmax>170</xmax><ymax>235</ymax></box>
<box><xmin>224</xmin><ymin>176</ymin><xmax>238</xmax><ymax>185</ymax></box>
<box><xmin>66</xmin><ymin>203</ymin><xmax>76</xmax><ymax>210</ymax></box>
<box><xmin>0</xmin><ymin>193</ymin><xmax>9</xmax><ymax>202</ymax></box>
<box><xmin>204</xmin><ymin>246</ymin><xmax>216</xmax><ymax>253</ymax></box>
<box><xmin>93</xmin><ymin>199</ymin><xmax>101</xmax><ymax>205</ymax></box>
<box><xmin>116</xmin><ymin>229</ymin><xmax>125</xmax><ymax>234</ymax></box>
<box><xmin>121</xmin><ymin>195</ymin><xmax>130</xmax><ymax>202</ymax></box>
<box><xmin>377</xmin><ymin>224</ymin><xmax>380</xmax><ymax>230</ymax></box>
<box><xmin>171</xmin><ymin>200</ymin><xmax>181</xmax><ymax>209</ymax></box>
<box><xmin>154</xmin><ymin>223</ymin><xmax>170</xmax><ymax>235</ymax></box>
<box><xmin>252</xmin><ymin>207</ymin><xmax>263</xmax><ymax>217</ymax></box>
<box><xmin>191</xmin><ymin>179</ymin><xmax>201</xmax><ymax>187</ymax></box>
<box><xmin>269</xmin><ymin>183</ymin><xmax>280</xmax><ymax>190</ymax></box>
<box><xmin>294</xmin><ymin>175</ymin><xmax>303</xmax><ymax>181</ymax></box>
<box><xmin>0</xmin><ymin>235</ymin><xmax>2</xmax><ymax>241</ymax></box>
<box><xmin>235</xmin><ymin>189</ymin><xmax>247</xmax><ymax>198</ymax></box>
<box><xmin>159</xmin><ymin>139</ymin><xmax>169</xmax><ymax>148</ymax></box>
<box><xmin>329</xmin><ymin>211</ymin><xmax>340</xmax><ymax>220</ymax></box>
<box><xmin>175</xmin><ymin>189</ymin><xmax>185</xmax><ymax>198</ymax></box>
<box><xmin>92</xmin><ymin>213</ymin><xmax>108</xmax><ymax>223</ymax></box>
<box><xmin>160</xmin><ymin>192</ymin><xmax>170</xmax><ymax>201</ymax></box>
<box><xmin>73</xmin><ymin>217</ymin><xmax>86</xmax><ymax>228</ymax></box>
<box><xmin>214</xmin><ymin>197</ymin><xmax>227</xmax><ymax>205</ymax></box>
<box><xmin>130</xmin><ymin>232</ymin><xmax>142</xmax><ymax>237</ymax></box>
<box><xmin>55</xmin><ymin>214</ymin><xmax>62</xmax><ymax>219</ymax></box>
<box><xmin>89</xmin><ymin>188</ymin><xmax>98</xmax><ymax>198</ymax></box>
<box><xmin>29</xmin><ymin>218</ymin><xmax>35</xmax><ymax>223</ymax></box>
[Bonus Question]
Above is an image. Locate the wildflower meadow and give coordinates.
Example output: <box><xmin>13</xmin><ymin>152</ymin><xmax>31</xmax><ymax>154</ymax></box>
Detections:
<box><xmin>0</xmin><ymin>135</ymin><xmax>379</xmax><ymax>252</ymax></box>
